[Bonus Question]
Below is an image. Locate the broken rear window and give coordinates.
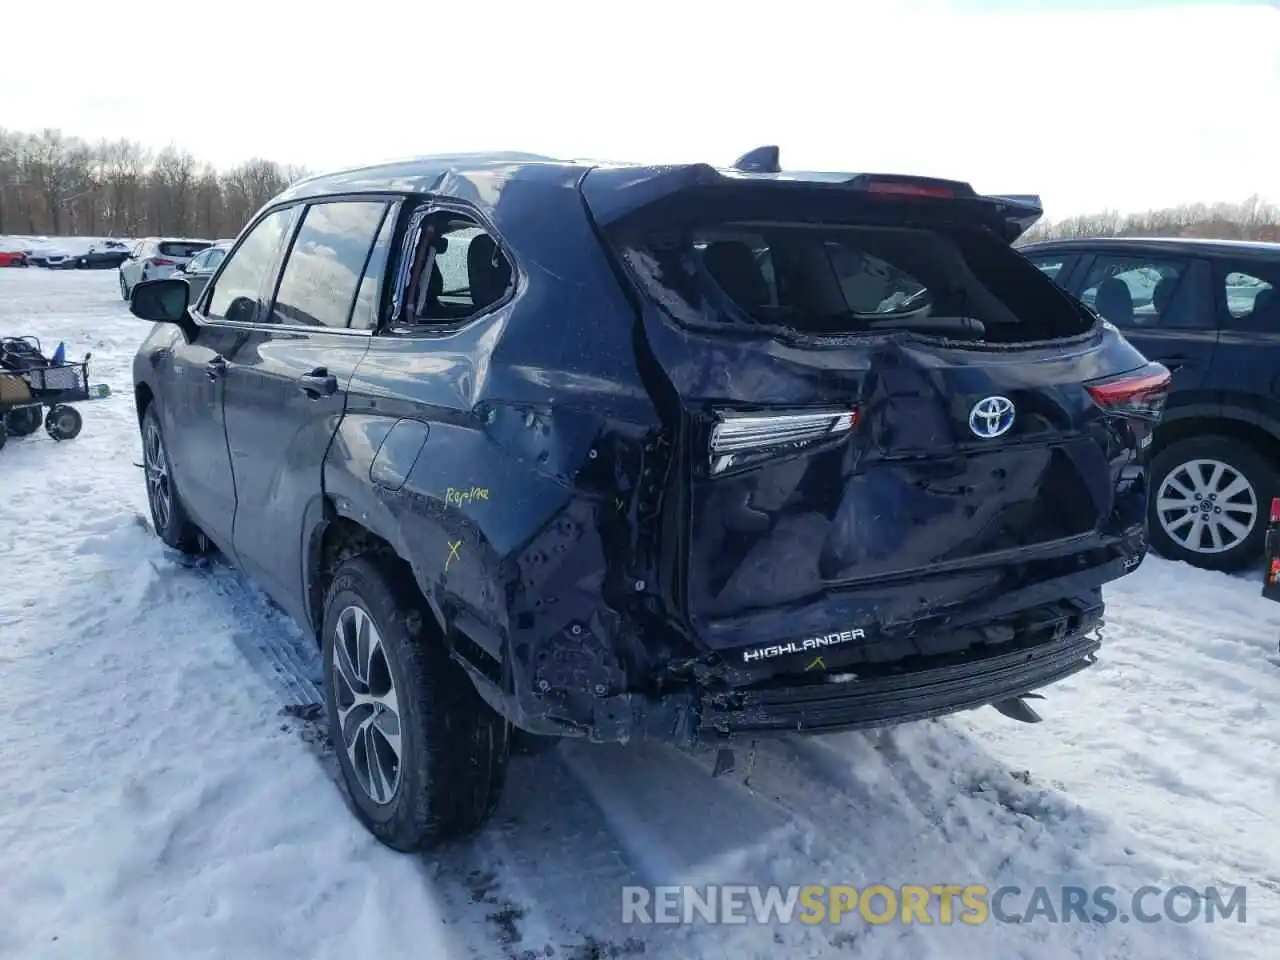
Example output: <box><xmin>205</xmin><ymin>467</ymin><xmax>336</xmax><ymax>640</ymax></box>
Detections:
<box><xmin>617</xmin><ymin>222</ymin><xmax>1093</xmax><ymax>343</ymax></box>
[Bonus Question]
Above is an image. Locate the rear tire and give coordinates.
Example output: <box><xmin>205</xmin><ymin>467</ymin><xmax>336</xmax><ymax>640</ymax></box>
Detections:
<box><xmin>1148</xmin><ymin>435</ymin><xmax>1276</xmax><ymax>572</ymax></box>
<box><xmin>140</xmin><ymin>405</ymin><xmax>207</xmax><ymax>554</ymax></box>
<box><xmin>321</xmin><ymin>555</ymin><xmax>509</xmax><ymax>851</ymax></box>
<box><xmin>4</xmin><ymin>405</ymin><xmax>43</xmax><ymax>437</ymax></box>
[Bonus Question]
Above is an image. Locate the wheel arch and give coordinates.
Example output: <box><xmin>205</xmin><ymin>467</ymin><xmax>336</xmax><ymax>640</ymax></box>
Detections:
<box><xmin>134</xmin><ymin>381</ymin><xmax>155</xmax><ymax>424</ymax></box>
<box><xmin>1154</xmin><ymin>408</ymin><xmax>1280</xmax><ymax>470</ymax></box>
<box><xmin>303</xmin><ymin>500</ymin><xmax>451</xmax><ymax>651</ymax></box>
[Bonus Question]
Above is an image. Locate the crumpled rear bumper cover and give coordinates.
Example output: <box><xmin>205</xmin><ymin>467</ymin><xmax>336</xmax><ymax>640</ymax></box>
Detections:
<box><xmin>696</xmin><ymin>627</ymin><xmax>1101</xmax><ymax>739</ymax></box>
<box><xmin>531</xmin><ymin>618</ymin><xmax>1103</xmax><ymax>747</ymax></box>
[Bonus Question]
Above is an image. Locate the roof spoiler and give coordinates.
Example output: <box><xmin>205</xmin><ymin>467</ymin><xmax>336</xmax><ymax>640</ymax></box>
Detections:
<box><xmin>581</xmin><ymin>148</ymin><xmax>1045</xmax><ymax>243</ymax></box>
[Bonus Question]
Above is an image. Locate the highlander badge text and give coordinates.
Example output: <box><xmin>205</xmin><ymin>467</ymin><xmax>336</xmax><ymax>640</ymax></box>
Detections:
<box><xmin>743</xmin><ymin>628</ymin><xmax>867</xmax><ymax>663</ymax></box>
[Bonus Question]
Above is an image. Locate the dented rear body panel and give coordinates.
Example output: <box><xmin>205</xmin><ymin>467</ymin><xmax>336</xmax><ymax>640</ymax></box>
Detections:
<box><xmin>142</xmin><ymin>152</ymin><xmax>1167</xmax><ymax>747</ymax></box>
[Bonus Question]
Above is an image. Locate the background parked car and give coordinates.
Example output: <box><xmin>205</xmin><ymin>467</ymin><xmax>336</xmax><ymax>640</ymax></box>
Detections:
<box><xmin>76</xmin><ymin>240</ymin><xmax>132</xmax><ymax>270</ymax></box>
<box><xmin>175</xmin><ymin>240</ymin><xmax>231</xmax><ymax>301</ymax></box>
<box><xmin>0</xmin><ymin>249</ymin><xmax>27</xmax><ymax>267</ymax></box>
<box><xmin>119</xmin><ymin>237</ymin><xmax>212</xmax><ymax>299</ymax></box>
<box><xmin>1021</xmin><ymin>236</ymin><xmax>1280</xmax><ymax>572</ymax></box>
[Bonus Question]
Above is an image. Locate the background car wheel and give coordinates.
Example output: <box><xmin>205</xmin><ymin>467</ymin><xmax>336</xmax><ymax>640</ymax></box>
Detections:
<box><xmin>44</xmin><ymin>404</ymin><xmax>82</xmax><ymax>441</ymax></box>
<box><xmin>140</xmin><ymin>405</ymin><xmax>207</xmax><ymax>553</ymax></box>
<box><xmin>1148</xmin><ymin>435</ymin><xmax>1277</xmax><ymax>572</ymax></box>
<box><xmin>4</xmin><ymin>405</ymin><xmax>43</xmax><ymax>437</ymax></box>
<box><xmin>321</xmin><ymin>554</ymin><xmax>509</xmax><ymax>852</ymax></box>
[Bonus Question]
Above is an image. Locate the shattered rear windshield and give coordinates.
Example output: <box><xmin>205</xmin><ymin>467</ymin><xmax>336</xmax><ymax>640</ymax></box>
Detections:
<box><xmin>618</xmin><ymin>222</ymin><xmax>1090</xmax><ymax>341</ymax></box>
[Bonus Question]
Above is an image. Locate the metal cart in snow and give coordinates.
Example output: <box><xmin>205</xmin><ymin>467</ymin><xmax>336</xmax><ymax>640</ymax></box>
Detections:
<box><xmin>0</xmin><ymin>336</ymin><xmax>102</xmax><ymax>451</ymax></box>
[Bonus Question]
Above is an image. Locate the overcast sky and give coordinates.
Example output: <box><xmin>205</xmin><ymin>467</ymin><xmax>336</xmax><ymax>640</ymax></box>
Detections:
<box><xmin>3</xmin><ymin>0</ymin><xmax>1277</xmax><ymax>221</ymax></box>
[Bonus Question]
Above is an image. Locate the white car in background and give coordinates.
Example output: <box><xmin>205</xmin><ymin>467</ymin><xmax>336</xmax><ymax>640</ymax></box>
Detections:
<box><xmin>118</xmin><ymin>237</ymin><xmax>213</xmax><ymax>300</ymax></box>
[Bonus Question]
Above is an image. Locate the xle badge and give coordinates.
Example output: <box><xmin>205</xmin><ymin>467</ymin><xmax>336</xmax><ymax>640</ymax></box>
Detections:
<box><xmin>742</xmin><ymin>627</ymin><xmax>867</xmax><ymax>663</ymax></box>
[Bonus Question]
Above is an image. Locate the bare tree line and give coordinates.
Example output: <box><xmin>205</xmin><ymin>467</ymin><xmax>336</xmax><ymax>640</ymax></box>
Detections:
<box><xmin>0</xmin><ymin>127</ymin><xmax>309</xmax><ymax>240</ymax></box>
<box><xmin>3</xmin><ymin>125</ymin><xmax>1279</xmax><ymax>246</ymax></box>
<box><xmin>1018</xmin><ymin>195</ymin><xmax>1280</xmax><ymax>245</ymax></box>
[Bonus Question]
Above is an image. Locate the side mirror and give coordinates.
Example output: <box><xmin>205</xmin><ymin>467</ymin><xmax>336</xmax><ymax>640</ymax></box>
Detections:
<box><xmin>130</xmin><ymin>277</ymin><xmax>190</xmax><ymax>325</ymax></box>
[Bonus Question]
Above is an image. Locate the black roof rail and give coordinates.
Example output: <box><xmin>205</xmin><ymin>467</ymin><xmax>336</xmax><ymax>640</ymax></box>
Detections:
<box><xmin>732</xmin><ymin>145</ymin><xmax>781</xmax><ymax>174</ymax></box>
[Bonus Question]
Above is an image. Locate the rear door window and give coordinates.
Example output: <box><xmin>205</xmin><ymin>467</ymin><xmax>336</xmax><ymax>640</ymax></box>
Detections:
<box><xmin>1218</xmin><ymin>265</ymin><xmax>1280</xmax><ymax>328</ymax></box>
<box><xmin>270</xmin><ymin>200</ymin><xmax>391</xmax><ymax>329</ymax></box>
<box><xmin>1078</xmin><ymin>256</ymin><xmax>1204</xmax><ymax>329</ymax></box>
<box><xmin>1024</xmin><ymin>253</ymin><xmax>1077</xmax><ymax>289</ymax></box>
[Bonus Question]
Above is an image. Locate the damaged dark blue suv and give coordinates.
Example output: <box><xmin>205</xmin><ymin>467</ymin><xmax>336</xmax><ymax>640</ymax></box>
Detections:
<box><xmin>128</xmin><ymin>147</ymin><xmax>1169</xmax><ymax>851</ymax></box>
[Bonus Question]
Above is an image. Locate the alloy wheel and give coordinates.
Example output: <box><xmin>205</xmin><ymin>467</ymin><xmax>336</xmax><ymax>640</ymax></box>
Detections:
<box><xmin>142</xmin><ymin>419</ymin><xmax>172</xmax><ymax>532</ymax></box>
<box><xmin>1155</xmin><ymin>457</ymin><xmax>1258</xmax><ymax>555</ymax></box>
<box><xmin>332</xmin><ymin>605</ymin><xmax>403</xmax><ymax>805</ymax></box>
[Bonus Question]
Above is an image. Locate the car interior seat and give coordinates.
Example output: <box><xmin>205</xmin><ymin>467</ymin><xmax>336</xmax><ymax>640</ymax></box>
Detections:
<box><xmin>466</xmin><ymin>233</ymin><xmax>512</xmax><ymax>311</ymax></box>
<box><xmin>701</xmin><ymin>241</ymin><xmax>772</xmax><ymax>314</ymax></box>
<box><xmin>1248</xmin><ymin>286</ymin><xmax>1277</xmax><ymax>324</ymax></box>
<box><xmin>1094</xmin><ymin>277</ymin><xmax>1135</xmax><ymax>326</ymax></box>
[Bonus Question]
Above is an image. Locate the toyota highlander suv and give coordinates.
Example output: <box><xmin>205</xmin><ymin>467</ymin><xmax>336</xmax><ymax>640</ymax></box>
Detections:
<box><xmin>127</xmin><ymin>147</ymin><xmax>1169</xmax><ymax>852</ymax></box>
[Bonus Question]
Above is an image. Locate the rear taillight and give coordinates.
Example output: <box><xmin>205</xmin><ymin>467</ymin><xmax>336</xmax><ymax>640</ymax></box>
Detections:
<box><xmin>1085</xmin><ymin>364</ymin><xmax>1171</xmax><ymax>419</ymax></box>
<box><xmin>709</xmin><ymin>408</ymin><xmax>857</xmax><ymax>475</ymax></box>
<box><xmin>152</xmin><ymin>257</ymin><xmax>176</xmax><ymax>267</ymax></box>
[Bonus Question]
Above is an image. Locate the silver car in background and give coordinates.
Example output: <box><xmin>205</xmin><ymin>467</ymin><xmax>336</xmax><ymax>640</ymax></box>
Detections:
<box><xmin>176</xmin><ymin>240</ymin><xmax>232</xmax><ymax>302</ymax></box>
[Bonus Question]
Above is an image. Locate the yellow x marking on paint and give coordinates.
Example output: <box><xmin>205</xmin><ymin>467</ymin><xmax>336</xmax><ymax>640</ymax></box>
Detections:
<box><xmin>445</xmin><ymin>540</ymin><xmax>462</xmax><ymax>572</ymax></box>
<box><xmin>805</xmin><ymin>655</ymin><xmax>827</xmax><ymax>672</ymax></box>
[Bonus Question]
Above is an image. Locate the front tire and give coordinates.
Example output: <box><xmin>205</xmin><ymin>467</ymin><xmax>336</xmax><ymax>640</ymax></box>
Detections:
<box><xmin>321</xmin><ymin>555</ymin><xmax>509</xmax><ymax>851</ymax></box>
<box><xmin>140</xmin><ymin>405</ymin><xmax>207</xmax><ymax>553</ymax></box>
<box><xmin>1148</xmin><ymin>435</ymin><xmax>1276</xmax><ymax>572</ymax></box>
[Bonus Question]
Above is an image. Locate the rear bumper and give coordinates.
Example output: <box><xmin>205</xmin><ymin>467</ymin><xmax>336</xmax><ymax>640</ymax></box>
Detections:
<box><xmin>489</xmin><ymin>593</ymin><xmax>1105</xmax><ymax>746</ymax></box>
<box><xmin>696</xmin><ymin>624</ymin><xmax>1099</xmax><ymax>739</ymax></box>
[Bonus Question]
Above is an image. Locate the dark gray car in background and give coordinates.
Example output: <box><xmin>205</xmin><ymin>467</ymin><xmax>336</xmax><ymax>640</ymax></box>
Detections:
<box><xmin>176</xmin><ymin>241</ymin><xmax>232</xmax><ymax>302</ymax></box>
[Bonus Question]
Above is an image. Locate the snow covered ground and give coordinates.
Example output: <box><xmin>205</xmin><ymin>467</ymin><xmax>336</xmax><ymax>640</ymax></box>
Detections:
<box><xmin>1</xmin><ymin>268</ymin><xmax>1277</xmax><ymax>960</ymax></box>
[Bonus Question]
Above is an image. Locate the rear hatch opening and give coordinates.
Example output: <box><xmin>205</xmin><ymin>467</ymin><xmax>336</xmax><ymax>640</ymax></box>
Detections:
<box><xmin>618</xmin><ymin>218</ymin><xmax>1094</xmax><ymax>347</ymax></box>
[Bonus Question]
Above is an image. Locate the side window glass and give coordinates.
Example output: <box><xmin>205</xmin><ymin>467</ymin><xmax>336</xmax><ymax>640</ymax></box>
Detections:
<box><xmin>1079</xmin><ymin>256</ymin><xmax>1201</xmax><ymax>329</ymax></box>
<box><xmin>271</xmin><ymin>200</ymin><xmax>390</xmax><ymax>329</ymax></box>
<box><xmin>206</xmin><ymin>207</ymin><xmax>296</xmax><ymax>325</ymax></box>
<box><xmin>400</xmin><ymin>211</ymin><xmax>513</xmax><ymax>325</ymax></box>
<box><xmin>1222</xmin><ymin>268</ymin><xmax>1279</xmax><ymax>328</ymax></box>
<box><xmin>206</xmin><ymin>248</ymin><xmax>226</xmax><ymax>271</ymax></box>
<box><xmin>350</xmin><ymin>206</ymin><xmax>397</xmax><ymax>331</ymax></box>
<box><xmin>1026</xmin><ymin>255</ymin><xmax>1074</xmax><ymax>289</ymax></box>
